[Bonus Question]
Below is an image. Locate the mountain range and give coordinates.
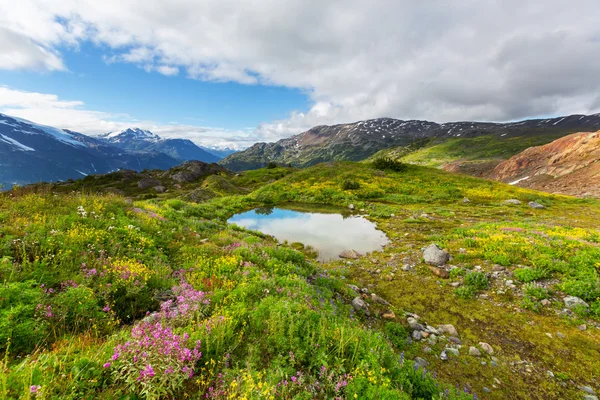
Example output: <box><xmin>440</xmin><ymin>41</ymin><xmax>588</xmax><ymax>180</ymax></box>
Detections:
<box><xmin>219</xmin><ymin>114</ymin><xmax>600</xmax><ymax>171</ymax></box>
<box><xmin>0</xmin><ymin>113</ymin><xmax>227</xmax><ymax>188</ymax></box>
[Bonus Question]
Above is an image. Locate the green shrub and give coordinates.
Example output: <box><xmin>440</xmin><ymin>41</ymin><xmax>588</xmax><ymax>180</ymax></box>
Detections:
<box><xmin>372</xmin><ymin>157</ymin><xmax>408</xmax><ymax>172</ymax></box>
<box><xmin>266</xmin><ymin>161</ymin><xmax>278</xmax><ymax>169</ymax></box>
<box><xmin>384</xmin><ymin>322</ymin><xmax>409</xmax><ymax>350</ymax></box>
<box><xmin>514</xmin><ymin>267</ymin><xmax>549</xmax><ymax>283</ymax></box>
<box><xmin>523</xmin><ymin>283</ymin><xmax>549</xmax><ymax>300</ymax></box>
<box><xmin>341</xmin><ymin>179</ymin><xmax>361</xmax><ymax>190</ymax></box>
<box><xmin>454</xmin><ymin>285</ymin><xmax>477</xmax><ymax>299</ymax></box>
<box><xmin>464</xmin><ymin>271</ymin><xmax>489</xmax><ymax>290</ymax></box>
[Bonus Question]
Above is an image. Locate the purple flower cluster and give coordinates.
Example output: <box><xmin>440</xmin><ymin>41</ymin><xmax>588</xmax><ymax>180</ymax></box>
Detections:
<box><xmin>161</xmin><ymin>282</ymin><xmax>210</xmax><ymax>320</ymax></box>
<box><xmin>108</xmin><ymin>321</ymin><xmax>202</xmax><ymax>383</ymax></box>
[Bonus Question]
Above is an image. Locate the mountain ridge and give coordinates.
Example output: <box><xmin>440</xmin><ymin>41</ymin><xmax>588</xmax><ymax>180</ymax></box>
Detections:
<box><xmin>219</xmin><ymin>114</ymin><xmax>600</xmax><ymax>171</ymax></box>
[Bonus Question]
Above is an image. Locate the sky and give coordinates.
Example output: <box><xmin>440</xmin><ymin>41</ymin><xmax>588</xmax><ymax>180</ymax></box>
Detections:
<box><xmin>1</xmin><ymin>0</ymin><xmax>600</xmax><ymax>149</ymax></box>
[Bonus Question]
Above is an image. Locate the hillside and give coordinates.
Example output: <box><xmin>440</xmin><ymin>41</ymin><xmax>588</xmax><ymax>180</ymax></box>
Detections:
<box><xmin>491</xmin><ymin>131</ymin><xmax>600</xmax><ymax>197</ymax></box>
<box><xmin>2</xmin><ymin>161</ymin><xmax>599</xmax><ymax>399</ymax></box>
<box><xmin>219</xmin><ymin>114</ymin><xmax>600</xmax><ymax>171</ymax></box>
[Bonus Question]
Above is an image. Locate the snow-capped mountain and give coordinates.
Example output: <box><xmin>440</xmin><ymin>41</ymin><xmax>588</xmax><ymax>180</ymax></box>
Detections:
<box><xmin>0</xmin><ymin>113</ymin><xmax>180</xmax><ymax>188</ymax></box>
<box><xmin>99</xmin><ymin>129</ymin><xmax>219</xmax><ymax>163</ymax></box>
<box><xmin>200</xmin><ymin>146</ymin><xmax>238</xmax><ymax>159</ymax></box>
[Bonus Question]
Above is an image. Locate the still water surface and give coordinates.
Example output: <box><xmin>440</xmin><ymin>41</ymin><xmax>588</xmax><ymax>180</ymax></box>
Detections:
<box><xmin>228</xmin><ymin>205</ymin><xmax>388</xmax><ymax>261</ymax></box>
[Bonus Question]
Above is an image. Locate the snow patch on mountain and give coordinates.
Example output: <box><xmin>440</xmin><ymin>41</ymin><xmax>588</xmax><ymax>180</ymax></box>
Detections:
<box><xmin>0</xmin><ymin>134</ymin><xmax>35</xmax><ymax>151</ymax></box>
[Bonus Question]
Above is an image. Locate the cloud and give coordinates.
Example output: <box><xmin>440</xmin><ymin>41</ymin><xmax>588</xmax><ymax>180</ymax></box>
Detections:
<box><xmin>2</xmin><ymin>0</ymin><xmax>600</xmax><ymax>141</ymax></box>
<box><xmin>0</xmin><ymin>87</ymin><xmax>254</xmax><ymax>149</ymax></box>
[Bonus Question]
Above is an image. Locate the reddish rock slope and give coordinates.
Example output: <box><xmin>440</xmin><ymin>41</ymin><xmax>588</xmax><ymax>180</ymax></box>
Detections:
<box><xmin>491</xmin><ymin>131</ymin><xmax>600</xmax><ymax>197</ymax></box>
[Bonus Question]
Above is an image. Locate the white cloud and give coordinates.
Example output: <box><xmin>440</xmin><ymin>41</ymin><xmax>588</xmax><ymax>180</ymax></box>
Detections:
<box><xmin>1</xmin><ymin>0</ymin><xmax>600</xmax><ymax>142</ymax></box>
<box><xmin>0</xmin><ymin>87</ymin><xmax>254</xmax><ymax>149</ymax></box>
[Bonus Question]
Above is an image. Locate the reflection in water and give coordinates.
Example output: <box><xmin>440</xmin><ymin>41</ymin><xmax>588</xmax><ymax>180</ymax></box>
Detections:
<box><xmin>228</xmin><ymin>207</ymin><xmax>388</xmax><ymax>261</ymax></box>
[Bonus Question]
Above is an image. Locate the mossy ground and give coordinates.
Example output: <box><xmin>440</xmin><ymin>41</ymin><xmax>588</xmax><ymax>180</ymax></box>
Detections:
<box><xmin>1</xmin><ymin>162</ymin><xmax>599</xmax><ymax>399</ymax></box>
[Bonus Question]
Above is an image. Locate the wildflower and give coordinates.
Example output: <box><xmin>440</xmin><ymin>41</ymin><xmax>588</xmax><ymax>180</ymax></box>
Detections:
<box><xmin>103</xmin><ymin>362</ymin><xmax>111</xmax><ymax>368</ymax></box>
<box><xmin>102</xmin><ymin>305</ymin><xmax>111</xmax><ymax>312</ymax></box>
<box><xmin>30</xmin><ymin>385</ymin><xmax>41</xmax><ymax>394</ymax></box>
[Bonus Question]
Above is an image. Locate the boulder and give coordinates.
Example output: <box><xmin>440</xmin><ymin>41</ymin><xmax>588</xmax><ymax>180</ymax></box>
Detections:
<box><xmin>340</xmin><ymin>249</ymin><xmax>361</xmax><ymax>259</ymax></box>
<box><xmin>563</xmin><ymin>296</ymin><xmax>589</xmax><ymax>309</ymax></box>
<box><xmin>423</xmin><ymin>244</ymin><xmax>450</xmax><ymax>266</ymax></box>
<box><xmin>153</xmin><ymin>185</ymin><xmax>166</xmax><ymax>193</ymax></box>
<box><xmin>528</xmin><ymin>201</ymin><xmax>545</xmax><ymax>209</ymax></box>
<box><xmin>438</xmin><ymin>324</ymin><xmax>459</xmax><ymax>337</ymax></box>
<box><xmin>479</xmin><ymin>342</ymin><xmax>494</xmax><ymax>355</ymax></box>
<box><xmin>351</xmin><ymin>297</ymin><xmax>366</xmax><ymax>311</ymax></box>
<box><xmin>382</xmin><ymin>310</ymin><xmax>395</xmax><ymax>320</ymax></box>
<box><xmin>137</xmin><ymin>177</ymin><xmax>161</xmax><ymax>189</ymax></box>
<box><xmin>504</xmin><ymin>199</ymin><xmax>521</xmax><ymax>205</ymax></box>
<box><xmin>469</xmin><ymin>346</ymin><xmax>482</xmax><ymax>357</ymax></box>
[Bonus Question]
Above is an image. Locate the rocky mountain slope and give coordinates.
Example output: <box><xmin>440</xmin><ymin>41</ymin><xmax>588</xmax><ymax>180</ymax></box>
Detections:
<box><xmin>0</xmin><ymin>113</ymin><xmax>179</xmax><ymax>188</ymax></box>
<box><xmin>219</xmin><ymin>114</ymin><xmax>600</xmax><ymax>171</ymax></box>
<box><xmin>99</xmin><ymin>128</ymin><xmax>219</xmax><ymax>163</ymax></box>
<box><xmin>491</xmin><ymin>130</ymin><xmax>600</xmax><ymax>197</ymax></box>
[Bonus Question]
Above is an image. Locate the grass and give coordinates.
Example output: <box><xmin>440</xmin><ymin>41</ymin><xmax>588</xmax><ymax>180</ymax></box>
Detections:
<box><xmin>1</xmin><ymin>161</ymin><xmax>599</xmax><ymax>399</ymax></box>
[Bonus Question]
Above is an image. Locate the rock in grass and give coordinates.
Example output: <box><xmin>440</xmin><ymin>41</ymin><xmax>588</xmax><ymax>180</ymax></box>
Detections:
<box><xmin>351</xmin><ymin>297</ymin><xmax>366</xmax><ymax>311</ymax></box>
<box><xmin>504</xmin><ymin>199</ymin><xmax>521</xmax><ymax>205</ymax></box>
<box><xmin>462</xmin><ymin>197</ymin><xmax>471</xmax><ymax>203</ymax></box>
<box><xmin>438</xmin><ymin>324</ymin><xmax>459</xmax><ymax>337</ymax></box>
<box><xmin>445</xmin><ymin>347</ymin><xmax>460</xmax><ymax>357</ymax></box>
<box><xmin>580</xmin><ymin>386</ymin><xmax>597</xmax><ymax>395</ymax></box>
<box><xmin>371</xmin><ymin>293</ymin><xmax>390</xmax><ymax>306</ymax></box>
<box><xmin>440</xmin><ymin>350</ymin><xmax>449</xmax><ymax>361</ymax></box>
<box><xmin>423</xmin><ymin>244</ymin><xmax>450</xmax><ymax>266</ymax></box>
<box><xmin>429</xmin><ymin>266</ymin><xmax>450</xmax><ymax>279</ymax></box>
<box><xmin>414</xmin><ymin>357</ymin><xmax>428</xmax><ymax>368</ymax></box>
<box><xmin>529</xmin><ymin>201</ymin><xmax>545</xmax><ymax>209</ymax></box>
<box><xmin>340</xmin><ymin>249</ymin><xmax>360</xmax><ymax>259</ymax></box>
<box><xmin>563</xmin><ymin>296</ymin><xmax>589</xmax><ymax>309</ymax></box>
<box><xmin>412</xmin><ymin>330</ymin><xmax>423</xmax><ymax>341</ymax></box>
<box><xmin>479</xmin><ymin>342</ymin><xmax>494</xmax><ymax>354</ymax></box>
<box><xmin>583</xmin><ymin>395</ymin><xmax>598</xmax><ymax>400</ymax></box>
<box><xmin>469</xmin><ymin>346</ymin><xmax>482</xmax><ymax>357</ymax></box>
<box><xmin>348</xmin><ymin>204</ymin><xmax>355</xmax><ymax>210</ymax></box>
<box><xmin>382</xmin><ymin>310</ymin><xmax>395</xmax><ymax>320</ymax></box>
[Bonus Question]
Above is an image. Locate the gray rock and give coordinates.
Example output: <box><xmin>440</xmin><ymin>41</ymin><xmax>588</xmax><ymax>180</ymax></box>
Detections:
<box><xmin>504</xmin><ymin>199</ymin><xmax>521</xmax><ymax>205</ymax></box>
<box><xmin>438</xmin><ymin>324</ymin><xmax>459</xmax><ymax>337</ymax></box>
<box><xmin>483</xmin><ymin>387</ymin><xmax>491</xmax><ymax>393</ymax></box>
<box><xmin>407</xmin><ymin>317</ymin><xmax>423</xmax><ymax>331</ymax></box>
<box><xmin>578</xmin><ymin>324</ymin><xmax>587</xmax><ymax>331</ymax></box>
<box><xmin>462</xmin><ymin>197</ymin><xmax>471</xmax><ymax>203</ymax></box>
<box><xmin>563</xmin><ymin>296</ymin><xmax>589</xmax><ymax>309</ymax></box>
<box><xmin>529</xmin><ymin>201</ymin><xmax>545</xmax><ymax>209</ymax></box>
<box><xmin>412</xmin><ymin>330</ymin><xmax>423</xmax><ymax>341</ymax></box>
<box><xmin>348</xmin><ymin>204</ymin><xmax>355</xmax><ymax>210</ymax></box>
<box><xmin>423</xmin><ymin>346</ymin><xmax>433</xmax><ymax>354</ymax></box>
<box><xmin>556</xmin><ymin>332</ymin><xmax>565</xmax><ymax>339</ymax></box>
<box><xmin>583</xmin><ymin>396</ymin><xmax>598</xmax><ymax>400</ymax></box>
<box><xmin>445</xmin><ymin>347</ymin><xmax>460</xmax><ymax>357</ymax></box>
<box><xmin>546</xmin><ymin>370</ymin><xmax>554</xmax><ymax>378</ymax></box>
<box><xmin>153</xmin><ymin>185</ymin><xmax>166</xmax><ymax>193</ymax></box>
<box><xmin>414</xmin><ymin>357</ymin><xmax>429</xmax><ymax>368</ymax></box>
<box><xmin>469</xmin><ymin>346</ymin><xmax>482</xmax><ymax>357</ymax></box>
<box><xmin>347</xmin><ymin>284</ymin><xmax>360</xmax><ymax>293</ymax></box>
<box><xmin>351</xmin><ymin>297</ymin><xmax>366</xmax><ymax>311</ymax></box>
<box><xmin>541</xmin><ymin>299</ymin><xmax>551</xmax><ymax>306</ymax></box>
<box><xmin>580</xmin><ymin>386</ymin><xmax>597</xmax><ymax>395</ymax></box>
<box><xmin>340</xmin><ymin>249</ymin><xmax>361</xmax><ymax>259</ymax></box>
<box><xmin>440</xmin><ymin>350</ymin><xmax>448</xmax><ymax>361</ymax></box>
<box><xmin>478</xmin><ymin>342</ymin><xmax>494</xmax><ymax>354</ymax></box>
<box><xmin>137</xmin><ymin>177</ymin><xmax>161</xmax><ymax>189</ymax></box>
<box><xmin>371</xmin><ymin>293</ymin><xmax>390</xmax><ymax>306</ymax></box>
<box><xmin>448</xmin><ymin>336</ymin><xmax>462</xmax><ymax>345</ymax></box>
<box><xmin>423</xmin><ymin>244</ymin><xmax>450</xmax><ymax>266</ymax></box>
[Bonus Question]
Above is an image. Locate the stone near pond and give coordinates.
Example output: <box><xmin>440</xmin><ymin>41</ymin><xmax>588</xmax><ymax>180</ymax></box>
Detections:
<box><xmin>479</xmin><ymin>342</ymin><xmax>494</xmax><ymax>354</ymax></box>
<box><xmin>541</xmin><ymin>299</ymin><xmax>551</xmax><ymax>306</ymax></box>
<box><xmin>469</xmin><ymin>346</ymin><xmax>482</xmax><ymax>357</ymax></box>
<box><xmin>429</xmin><ymin>266</ymin><xmax>450</xmax><ymax>279</ymax></box>
<box><xmin>529</xmin><ymin>201</ymin><xmax>545</xmax><ymax>209</ymax></box>
<box><xmin>445</xmin><ymin>347</ymin><xmax>460</xmax><ymax>357</ymax></box>
<box><xmin>504</xmin><ymin>199</ymin><xmax>521</xmax><ymax>205</ymax></box>
<box><xmin>578</xmin><ymin>324</ymin><xmax>587</xmax><ymax>331</ymax></box>
<box><xmin>348</xmin><ymin>204</ymin><xmax>355</xmax><ymax>210</ymax></box>
<box><xmin>153</xmin><ymin>185</ymin><xmax>166</xmax><ymax>193</ymax></box>
<box><xmin>580</xmin><ymin>386</ymin><xmax>597</xmax><ymax>395</ymax></box>
<box><xmin>351</xmin><ymin>297</ymin><xmax>366</xmax><ymax>311</ymax></box>
<box><xmin>382</xmin><ymin>310</ymin><xmax>395</xmax><ymax>320</ymax></box>
<box><xmin>412</xmin><ymin>330</ymin><xmax>423</xmax><ymax>341</ymax></box>
<box><xmin>423</xmin><ymin>244</ymin><xmax>450</xmax><ymax>266</ymax></box>
<box><xmin>563</xmin><ymin>296</ymin><xmax>589</xmax><ymax>309</ymax></box>
<box><xmin>340</xmin><ymin>249</ymin><xmax>361</xmax><ymax>259</ymax></box>
<box><xmin>448</xmin><ymin>336</ymin><xmax>462</xmax><ymax>345</ymax></box>
<box><xmin>438</xmin><ymin>324</ymin><xmax>459</xmax><ymax>337</ymax></box>
<box><xmin>414</xmin><ymin>357</ymin><xmax>429</xmax><ymax>368</ymax></box>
